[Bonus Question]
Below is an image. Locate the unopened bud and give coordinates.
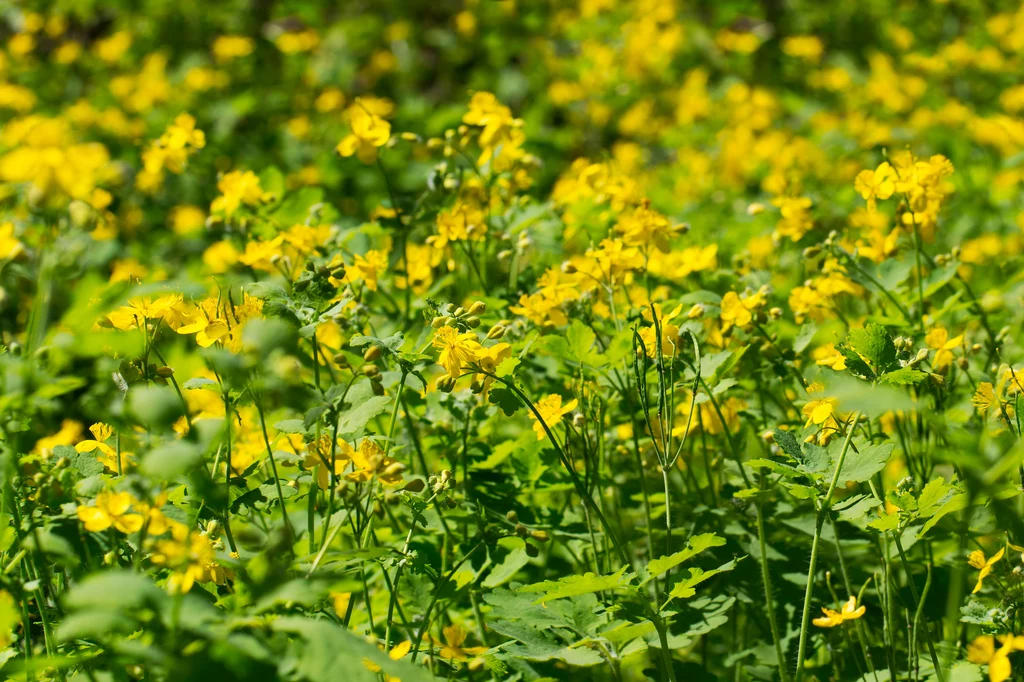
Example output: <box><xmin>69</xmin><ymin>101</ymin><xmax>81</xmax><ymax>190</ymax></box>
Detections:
<box><xmin>155</xmin><ymin>366</ymin><xmax>174</xmax><ymax>378</ymax></box>
<box><xmin>363</xmin><ymin>346</ymin><xmax>381</xmax><ymax>362</ymax></box>
<box><xmin>687</xmin><ymin>303</ymin><xmax>705</xmax><ymax>319</ymax></box>
<box><xmin>506</xmin><ymin>510</ymin><xmax>518</xmax><ymax>523</ymax></box>
<box><xmin>530</xmin><ymin>530</ymin><xmax>549</xmax><ymax>543</ymax></box>
<box><xmin>487</xmin><ymin>325</ymin><xmax>506</xmax><ymax>340</ymax></box>
<box><xmin>561</xmin><ymin>261</ymin><xmax>577</xmax><ymax>274</ymax></box>
<box><xmin>469</xmin><ymin>301</ymin><xmax>486</xmax><ymax>315</ymax></box>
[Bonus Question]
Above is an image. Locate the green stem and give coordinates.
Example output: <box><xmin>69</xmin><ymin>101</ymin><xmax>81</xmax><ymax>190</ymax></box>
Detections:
<box><xmin>794</xmin><ymin>410</ymin><xmax>861</xmax><ymax>681</ymax></box>
<box><xmin>756</xmin><ymin>496</ymin><xmax>789</xmax><ymax>682</ymax></box>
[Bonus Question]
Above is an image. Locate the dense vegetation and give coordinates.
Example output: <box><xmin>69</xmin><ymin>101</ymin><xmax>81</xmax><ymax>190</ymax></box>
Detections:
<box><xmin>1</xmin><ymin>1</ymin><xmax>1024</xmax><ymax>681</ymax></box>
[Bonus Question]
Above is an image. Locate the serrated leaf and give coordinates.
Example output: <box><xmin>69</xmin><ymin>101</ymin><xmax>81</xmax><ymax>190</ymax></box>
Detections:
<box><xmin>643</xmin><ymin>533</ymin><xmax>725</xmax><ymax>584</ymax></box>
<box><xmin>837</xmin><ymin>442</ymin><xmax>893</xmax><ymax>484</ymax></box>
<box><xmin>848</xmin><ymin>323</ymin><xmax>897</xmax><ymax>375</ymax></box>
<box><xmin>667</xmin><ymin>557</ymin><xmax>743</xmax><ymax>601</ymax></box>
<box><xmin>335</xmin><ymin>383</ymin><xmax>391</xmax><ymax>435</ymax></box>
<box><xmin>772</xmin><ymin>428</ymin><xmax>803</xmax><ymax>459</ymax></box>
<box><xmin>519</xmin><ymin>566</ymin><xmax>631</xmax><ymax>603</ymax></box>
<box><xmin>868</xmin><ymin>513</ymin><xmax>900</xmax><ymax>532</ymax></box>
<box><xmin>921</xmin><ymin>493</ymin><xmax>969</xmax><ymax>535</ymax></box>
<box><xmin>488</xmin><ymin>385</ymin><xmax>520</xmax><ymax>416</ymax></box>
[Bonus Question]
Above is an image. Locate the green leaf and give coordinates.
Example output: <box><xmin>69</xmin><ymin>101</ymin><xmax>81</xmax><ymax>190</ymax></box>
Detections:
<box><xmin>488</xmin><ymin>385</ymin><xmax>521</xmax><ymax>417</ymax></box>
<box><xmin>65</xmin><ymin>571</ymin><xmax>165</xmax><ymax>613</ymax></box>
<box><xmin>838</xmin><ymin>442</ymin><xmax>894</xmax><ymax>484</ymax></box>
<box><xmin>141</xmin><ymin>441</ymin><xmax>203</xmax><ymax>480</ymax></box>
<box><xmin>272</xmin><ymin>617</ymin><xmax>434</xmax><ymax>682</ymax></box>
<box><xmin>566</xmin><ymin>320</ymin><xmax>604</xmax><ymax>366</ymax></box>
<box><xmin>182</xmin><ymin>377</ymin><xmax>218</xmax><ymax>390</ymax></box>
<box><xmin>960</xmin><ymin>601</ymin><xmax>998</xmax><ymax>627</ymax></box>
<box><xmin>495</xmin><ymin>356</ymin><xmax>519</xmax><ymax>377</ymax></box>
<box><xmin>772</xmin><ymin>428</ymin><xmax>803</xmax><ymax>459</ymax></box>
<box><xmin>336</xmin><ymin>384</ymin><xmax>391</xmax><ymax>435</ymax></box>
<box><xmin>273</xmin><ymin>419</ymin><xmax>306</xmax><ymax>434</ymax></box>
<box><xmin>483</xmin><ymin>538</ymin><xmax>531</xmax><ymax>588</ymax></box>
<box><xmin>667</xmin><ymin>558</ymin><xmax>743</xmax><ymax>601</ymax></box>
<box><xmin>59</xmin><ymin>446</ymin><xmax>104</xmax><ymax>478</ymax></box>
<box><xmin>848</xmin><ymin>323</ymin><xmax>897</xmax><ymax>375</ymax></box>
<box><xmin>643</xmin><ymin>533</ymin><xmax>726</xmax><ymax>584</ymax></box>
<box><xmin>880</xmin><ymin>367</ymin><xmax>928</xmax><ymax>386</ymax></box>
<box><xmin>868</xmin><ymin>513</ymin><xmax>900</xmax><ymax>532</ymax></box>
<box><xmin>519</xmin><ymin>566</ymin><xmax>631</xmax><ymax>603</ymax></box>
<box><xmin>921</xmin><ymin>493</ymin><xmax>969</xmax><ymax>535</ymax></box>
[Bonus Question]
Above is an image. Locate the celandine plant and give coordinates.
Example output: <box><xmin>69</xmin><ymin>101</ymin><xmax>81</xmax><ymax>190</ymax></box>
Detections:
<box><xmin>0</xmin><ymin>1</ymin><xmax>1023</xmax><ymax>682</ymax></box>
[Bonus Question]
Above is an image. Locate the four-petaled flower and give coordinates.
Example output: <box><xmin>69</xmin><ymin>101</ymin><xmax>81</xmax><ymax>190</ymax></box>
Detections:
<box><xmin>812</xmin><ymin>596</ymin><xmax>866</xmax><ymax>628</ymax></box>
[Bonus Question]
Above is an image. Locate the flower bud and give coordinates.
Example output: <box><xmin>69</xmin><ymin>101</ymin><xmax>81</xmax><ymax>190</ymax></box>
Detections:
<box><xmin>155</xmin><ymin>366</ymin><xmax>175</xmax><ymax>378</ymax></box>
<box><xmin>363</xmin><ymin>346</ymin><xmax>381</xmax><ymax>362</ymax></box>
<box><xmin>469</xmin><ymin>301</ymin><xmax>486</xmax><ymax>315</ymax></box>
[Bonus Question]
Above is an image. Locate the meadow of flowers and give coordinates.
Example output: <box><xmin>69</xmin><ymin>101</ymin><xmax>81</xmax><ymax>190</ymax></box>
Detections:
<box><xmin>1</xmin><ymin>1</ymin><xmax>1024</xmax><ymax>680</ymax></box>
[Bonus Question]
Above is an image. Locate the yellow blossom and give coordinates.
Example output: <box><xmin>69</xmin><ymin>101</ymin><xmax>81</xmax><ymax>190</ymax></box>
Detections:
<box><xmin>530</xmin><ymin>394</ymin><xmax>579</xmax><ymax>440</ymax></box>
<box><xmin>813</xmin><ymin>596</ymin><xmax>866</xmax><ymax>627</ymax></box>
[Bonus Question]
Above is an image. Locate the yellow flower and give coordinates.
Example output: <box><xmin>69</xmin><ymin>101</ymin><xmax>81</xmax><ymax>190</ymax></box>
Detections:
<box><xmin>813</xmin><ymin>344</ymin><xmax>847</xmax><ymax>371</ymax></box>
<box><xmin>968</xmin><ymin>635</ymin><xmax>1024</xmax><ymax>682</ymax></box>
<box><xmin>0</xmin><ymin>222</ymin><xmax>24</xmax><ymax>260</ymax></box>
<box><xmin>972</xmin><ymin>382</ymin><xmax>997</xmax><ymax>415</ymax></box>
<box><xmin>343</xmin><ymin>439</ymin><xmax>404</xmax><ymax>485</ymax></box>
<box><xmin>719</xmin><ymin>290</ymin><xmax>765</xmax><ymax>330</ymax></box>
<box><xmin>76</xmin><ymin>422</ymin><xmax>132</xmax><ymax>472</ymax></box>
<box><xmin>812</xmin><ymin>596</ymin><xmax>866</xmax><ymax>627</ymax></box>
<box><xmin>432</xmin><ymin>326</ymin><xmax>481</xmax><ymax>379</ymax></box>
<box><xmin>336</xmin><ymin>99</ymin><xmax>391</xmax><ymax>164</ymax></box>
<box><xmin>345</xmin><ymin>250</ymin><xmax>388</xmax><ymax>291</ymax></box>
<box><xmin>211</xmin><ymin>170</ymin><xmax>269</xmax><ymax>218</ymax></box>
<box><xmin>76</xmin><ymin>492</ymin><xmax>144</xmax><ymax>534</ymax></box>
<box><xmin>855</xmin><ymin>162</ymin><xmax>897</xmax><ymax>211</ymax></box>
<box><xmin>969</xmin><ymin>547</ymin><xmax>1004</xmax><ymax>593</ymax></box>
<box><xmin>438</xmin><ymin>624</ymin><xmax>488</xmax><ymax>661</ymax></box>
<box><xmin>302</xmin><ymin>435</ymin><xmax>351</xmax><ymax>489</ymax></box>
<box><xmin>530</xmin><ymin>394</ymin><xmax>579</xmax><ymax>441</ymax></box>
<box><xmin>176</xmin><ymin>306</ymin><xmax>230</xmax><ymax>348</ymax></box>
<box><xmin>106</xmin><ymin>294</ymin><xmax>187</xmax><ymax>332</ymax></box>
<box><xmin>212</xmin><ymin>35</ymin><xmax>255</xmax><ymax>62</ymax></box>
<box><xmin>925</xmin><ymin>327</ymin><xmax>963</xmax><ymax>371</ymax></box>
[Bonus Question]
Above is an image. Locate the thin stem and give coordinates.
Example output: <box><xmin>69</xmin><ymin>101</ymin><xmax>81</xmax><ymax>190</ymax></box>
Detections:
<box><xmin>795</xmin><ymin>410</ymin><xmax>861</xmax><ymax>681</ymax></box>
